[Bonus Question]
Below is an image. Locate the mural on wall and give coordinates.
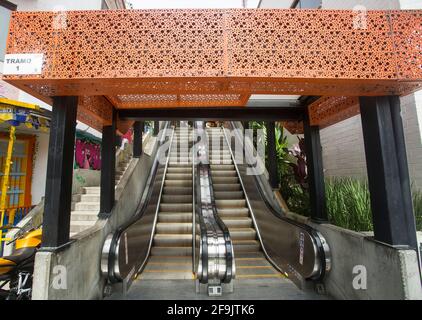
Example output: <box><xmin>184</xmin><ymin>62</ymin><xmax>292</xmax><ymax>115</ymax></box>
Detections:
<box><xmin>74</xmin><ymin>132</ymin><xmax>101</xmax><ymax>170</ymax></box>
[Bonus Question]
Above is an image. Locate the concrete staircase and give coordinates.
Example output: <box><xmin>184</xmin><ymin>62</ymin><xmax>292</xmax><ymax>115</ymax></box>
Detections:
<box><xmin>141</xmin><ymin>126</ymin><xmax>194</xmax><ymax>280</ymax></box>
<box><xmin>207</xmin><ymin>127</ymin><xmax>282</xmax><ymax>279</ymax></box>
<box><xmin>69</xmin><ymin>152</ymin><xmax>132</xmax><ymax>237</ymax></box>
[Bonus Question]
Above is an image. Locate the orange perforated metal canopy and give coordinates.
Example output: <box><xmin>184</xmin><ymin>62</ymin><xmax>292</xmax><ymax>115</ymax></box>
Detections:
<box><xmin>2</xmin><ymin>9</ymin><xmax>421</xmax><ymax>132</ymax></box>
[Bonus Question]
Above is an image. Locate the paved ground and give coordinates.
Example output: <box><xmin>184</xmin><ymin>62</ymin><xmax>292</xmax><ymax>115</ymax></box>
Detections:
<box><xmin>108</xmin><ymin>278</ymin><xmax>330</xmax><ymax>300</ymax></box>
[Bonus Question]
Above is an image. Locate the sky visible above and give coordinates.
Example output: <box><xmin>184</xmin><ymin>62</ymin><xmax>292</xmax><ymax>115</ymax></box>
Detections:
<box><xmin>130</xmin><ymin>0</ymin><xmax>261</xmax><ymax>9</ymax></box>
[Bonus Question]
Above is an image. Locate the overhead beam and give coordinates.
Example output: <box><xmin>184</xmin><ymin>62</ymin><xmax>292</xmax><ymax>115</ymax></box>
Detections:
<box><xmin>118</xmin><ymin>107</ymin><xmax>305</xmax><ymax>121</ymax></box>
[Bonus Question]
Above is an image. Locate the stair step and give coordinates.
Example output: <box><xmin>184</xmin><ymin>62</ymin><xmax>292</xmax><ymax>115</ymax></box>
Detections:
<box><xmin>212</xmin><ymin>177</ymin><xmax>238</xmax><ymax>184</ymax></box>
<box><xmin>154</xmin><ymin>234</ymin><xmax>192</xmax><ymax>247</ymax></box>
<box><xmin>156</xmin><ymin>222</ymin><xmax>192</xmax><ymax>234</ymax></box>
<box><xmin>150</xmin><ymin>246</ymin><xmax>192</xmax><ymax>256</ymax></box>
<box><xmin>233</xmin><ymin>240</ymin><xmax>261</xmax><ymax>252</ymax></box>
<box><xmin>165</xmin><ymin>180</ymin><xmax>191</xmax><ymax>187</ymax></box>
<box><xmin>214</xmin><ymin>191</ymin><xmax>243</xmax><ymax>199</ymax></box>
<box><xmin>167</xmin><ymin>167</ymin><xmax>191</xmax><ymax>174</ymax></box>
<box><xmin>222</xmin><ymin>217</ymin><xmax>252</xmax><ymax>228</ymax></box>
<box><xmin>228</xmin><ymin>228</ymin><xmax>256</xmax><ymax>240</ymax></box>
<box><xmin>209</xmin><ymin>159</ymin><xmax>233</xmax><ymax>165</ymax></box>
<box><xmin>216</xmin><ymin>199</ymin><xmax>246</xmax><ymax>208</ymax></box>
<box><xmin>80</xmin><ymin>194</ymin><xmax>100</xmax><ymax>202</ymax></box>
<box><xmin>158</xmin><ymin>212</ymin><xmax>192</xmax><ymax>223</ymax></box>
<box><xmin>83</xmin><ymin>187</ymin><xmax>100</xmax><ymax>195</ymax></box>
<box><xmin>74</xmin><ymin>202</ymin><xmax>100</xmax><ymax>211</ymax></box>
<box><xmin>163</xmin><ymin>187</ymin><xmax>192</xmax><ymax>195</ymax></box>
<box><xmin>213</xmin><ymin>184</ymin><xmax>241</xmax><ymax>192</ymax></box>
<box><xmin>212</xmin><ymin>170</ymin><xmax>237</xmax><ymax>177</ymax></box>
<box><xmin>166</xmin><ymin>173</ymin><xmax>192</xmax><ymax>180</ymax></box>
<box><xmin>162</xmin><ymin>195</ymin><xmax>192</xmax><ymax>203</ymax></box>
<box><xmin>217</xmin><ymin>207</ymin><xmax>249</xmax><ymax>217</ymax></box>
<box><xmin>160</xmin><ymin>203</ymin><xmax>193</xmax><ymax>212</ymax></box>
<box><xmin>70</xmin><ymin>211</ymin><xmax>98</xmax><ymax>221</ymax></box>
<box><xmin>210</xmin><ymin>164</ymin><xmax>235</xmax><ymax>171</ymax></box>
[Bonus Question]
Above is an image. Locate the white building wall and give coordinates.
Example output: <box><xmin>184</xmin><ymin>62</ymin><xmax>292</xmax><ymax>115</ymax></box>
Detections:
<box><xmin>319</xmin><ymin>0</ymin><xmax>422</xmax><ymax>190</ymax></box>
<box><xmin>322</xmin><ymin>0</ymin><xmax>400</xmax><ymax>9</ymax></box>
<box><xmin>31</xmin><ymin>132</ymin><xmax>49</xmax><ymax>205</ymax></box>
<box><xmin>11</xmin><ymin>0</ymin><xmax>104</xmax><ymax>11</ymax></box>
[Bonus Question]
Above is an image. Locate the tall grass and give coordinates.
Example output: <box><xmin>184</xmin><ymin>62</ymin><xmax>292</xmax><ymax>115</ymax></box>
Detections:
<box><xmin>413</xmin><ymin>189</ymin><xmax>422</xmax><ymax>231</ymax></box>
<box><xmin>325</xmin><ymin>178</ymin><xmax>422</xmax><ymax>232</ymax></box>
<box><xmin>325</xmin><ymin>178</ymin><xmax>373</xmax><ymax>231</ymax></box>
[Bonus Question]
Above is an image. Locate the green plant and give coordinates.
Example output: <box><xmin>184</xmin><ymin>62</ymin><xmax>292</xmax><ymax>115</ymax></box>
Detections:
<box><xmin>325</xmin><ymin>178</ymin><xmax>373</xmax><ymax>231</ymax></box>
<box><xmin>413</xmin><ymin>188</ymin><xmax>422</xmax><ymax>231</ymax></box>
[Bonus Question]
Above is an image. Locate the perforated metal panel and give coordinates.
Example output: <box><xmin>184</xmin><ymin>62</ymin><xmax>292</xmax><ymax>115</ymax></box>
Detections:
<box><xmin>2</xmin><ymin>9</ymin><xmax>422</xmax><ymax>130</ymax></box>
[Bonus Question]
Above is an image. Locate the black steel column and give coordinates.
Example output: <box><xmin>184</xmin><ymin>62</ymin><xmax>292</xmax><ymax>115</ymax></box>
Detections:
<box><xmin>100</xmin><ymin>109</ymin><xmax>117</xmax><ymax>216</ymax></box>
<box><xmin>154</xmin><ymin>121</ymin><xmax>159</xmax><ymax>136</ymax></box>
<box><xmin>360</xmin><ymin>96</ymin><xmax>417</xmax><ymax>248</ymax></box>
<box><xmin>133</xmin><ymin>121</ymin><xmax>143</xmax><ymax>158</ymax></box>
<box><xmin>266</xmin><ymin>121</ymin><xmax>279</xmax><ymax>188</ymax></box>
<box><xmin>303</xmin><ymin>111</ymin><xmax>327</xmax><ymax>222</ymax></box>
<box><xmin>42</xmin><ymin>96</ymin><xmax>78</xmax><ymax>249</ymax></box>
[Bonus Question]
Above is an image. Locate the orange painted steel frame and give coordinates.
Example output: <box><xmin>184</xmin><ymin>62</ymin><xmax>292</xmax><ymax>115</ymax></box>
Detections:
<box><xmin>2</xmin><ymin>9</ymin><xmax>422</xmax><ymax>131</ymax></box>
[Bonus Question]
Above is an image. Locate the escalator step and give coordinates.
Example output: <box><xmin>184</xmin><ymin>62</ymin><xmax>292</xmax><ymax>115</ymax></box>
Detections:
<box><xmin>228</xmin><ymin>228</ymin><xmax>256</xmax><ymax>240</ymax></box>
<box><xmin>214</xmin><ymin>191</ymin><xmax>244</xmax><ymax>199</ymax></box>
<box><xmin>154</xmin><ymin>234</ymin><xmax>193</xmax><ymax>247</ymax></box>
<box><xmin>150</xmin><ymin>246</ymin><xmax>192</xmax><ymax>256</ymax></box>
<box><xmin>161</xmin><ymin>195</ymin><xmax>192</xmax><ymax>203</ymax></box>
<box><xmin>216</xmin><ymin>199</ymin><xmax>246</xmax><ymax>208</ymax></box>
<box><xmin>217</xmin><ymin>207</ymin><xmax>249</xmax><ymax>217</ymax></box>
<box><xmin>210</xmin><ymin>164</ymin><xmax>235</xmax><ymax>171</ymax></box>
<box><xmin>165</xmin><ymin>180</ymin><xmax>191</xmax><ymax>187</ymax></box>
<box><xmin>222</xmin><ymin>217</ymin><xmax>252</xmax><ymax>228</ymax></box>
<box><xmin>212</xmin><ymin>170</ymin><xmax>237</xmax><ymax>177</ymax></box>
<box><xmin>213</xmin><ymin>184</ymin><xmax>241</xmax><ymax>192</ymax></box>
<box><xmin>212</xmin><ymin>177</ymin><xmax>238</xmax><ymax>184</ymax></box>
<box><xmin>163</xmin><ymin>187</ymin><xmax>192</xmax><ymax>195</ymax></box>
<box><xmin>160</xmin><ymin>203</ymin><xmax>193</xmax><ymax>212</ymax></box>
<box><xmin>165</xmin><ymin>173</ymin><xmax>192</xmax><ymax>180</ymax></box>
<box><xmin>167</xmin><ymin>167</ymin><xmax>191</xmax><ymax>174</ymax></box>
<box><xmin>156</xmin><ymin>222</ymin><xmax>192</xmax><ymax>234</ymax></box>
<box><xmin>158</xmin><ymin>212</ymin><xmax>192</xmax><ymax>223</ymax></box>
<box><xmin>232</xmin><ymin>240</ymin><xmax>260</xmax><ymax>252</ymax></box>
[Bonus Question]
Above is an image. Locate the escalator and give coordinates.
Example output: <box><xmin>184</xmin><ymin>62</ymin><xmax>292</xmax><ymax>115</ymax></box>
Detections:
<box><xmin>140</xmin><ymin>126</ymin><xmax>194</xmax><ymax>280</ymax></box>
<box><xmin>207</xmin><ymin>127</ymin><xmax>283</xmax><ymax>280</ymax></box>
<box><xmin>102</xmin><ymin>121</ymin><xmax>233</xmax><ymax>295</ymax></box>
<box><xmin>102</xmin><ymin>120</ymin><xmax>330</xmax><ymax>298</ymax></box>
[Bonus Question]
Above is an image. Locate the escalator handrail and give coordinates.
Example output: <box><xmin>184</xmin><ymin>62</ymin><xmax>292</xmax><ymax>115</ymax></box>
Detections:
<box><xmin>133</xmin><ymin>124</ymin><xmax>176</xmax><ymax>277</ymax></box>
<box><xmin>104</xmin><ymin>121</ymin><xmax>171</xmax><ymax>281</ymax></box>
<box><xmin>105</xmin><ymin>122</ymin><xmax>175</xmax><ymax>281</ymax></box>
<box><xmin>193</xmin><ymin>122</ymin><xmax>209</xmax><ymax>283</ymax></box>
<box><xmin>206</xmin><ymin>163</ymin><xmax>235</xmax><ymax>283</ymax></box>
<box><xmin>227</xmin><ymin>121</ymin><xmax>331</xmax><ymax>280</ymax></box>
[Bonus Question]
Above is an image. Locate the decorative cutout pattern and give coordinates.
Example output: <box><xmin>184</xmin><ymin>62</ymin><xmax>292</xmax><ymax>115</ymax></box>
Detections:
<box><xmin>309</xmin><ymin>96</ymin><xmax>360</xmax><ymax>128</ymax></box>
<box><xmin>2</xmin><ymin>9</ymin><xmax>422</xmax><ymax>129</ymax></box>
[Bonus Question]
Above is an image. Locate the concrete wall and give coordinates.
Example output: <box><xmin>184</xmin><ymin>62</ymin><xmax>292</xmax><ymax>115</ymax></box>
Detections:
<box><xmin>32</xmin><ymin>137</ymin><xmax>159</xmax><ymax>299</ymax></box>
<box><xmin>280</xmin><ymin>203</ymin><xmax>422</xmax><ymax>300</ymax></box>
<box><xmin>309</xmin><ymin>221</ymin><xmax>422</xmax><ymax>299</ymax></box>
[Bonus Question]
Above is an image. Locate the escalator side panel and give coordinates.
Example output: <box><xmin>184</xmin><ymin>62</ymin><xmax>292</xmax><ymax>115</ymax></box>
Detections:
<box><xmin>223</xmin><ymin>122</ymin><xmax>328</xmax><ymax>284</ymax></box>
